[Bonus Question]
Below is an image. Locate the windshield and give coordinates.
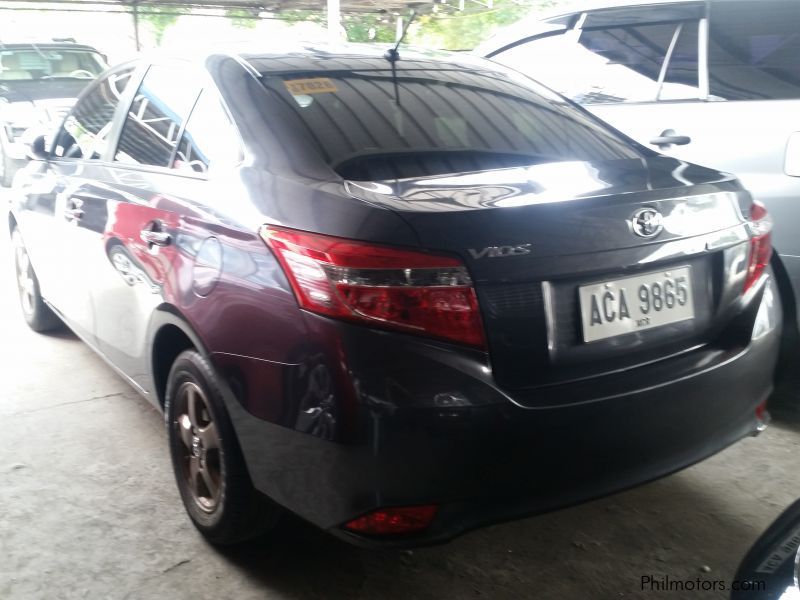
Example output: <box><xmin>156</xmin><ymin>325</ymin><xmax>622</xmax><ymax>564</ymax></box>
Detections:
<box><xmin>0</xmin><ymin>48</ymin><xmax>106</xmax><ymax>82</ymax></box>
<box><xmin>260</xmin><ymin>66</ymin><xmax>643</xmax><ymax>180</ymax></box>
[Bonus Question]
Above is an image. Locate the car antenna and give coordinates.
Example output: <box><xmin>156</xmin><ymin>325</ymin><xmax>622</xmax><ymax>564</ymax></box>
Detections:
<box><xmin>384</xmin><ymin>9</ymin><xmax>416</xmax><ymax>105</ymax></box>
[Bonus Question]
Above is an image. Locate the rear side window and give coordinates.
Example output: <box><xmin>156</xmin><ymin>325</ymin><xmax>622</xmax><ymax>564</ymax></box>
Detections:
<box><xmin>576</xmin><ymin>22</ymin><xmax>682</xmax><ymax>103</ymax></box>
<box><xmin>492</xmin><ymin>16</ymin><xmax>700</xmax><ymax>104</ymax></box>
<box><xmin>114</xmin><ymin>65</ymin><xmax>200</xmax><ymax>167</ymax></box>
<box><xmin>260</xmin><ymin>67</ymin><xmax>642</xmax><ymax>180</ymax></box>
<box><xmin>658</xmin><ymin>21</ymin><xmax>700</xmax><ymax>101</ymax></box>
<box><xmin>709</xmin><ymin>1</ymin><xmax>800</xmax><ymax>100</ymax></box>
<box><xmin>173</xmin><ymin>88</ymin><xmax>242</xmax><ymax>175</ymax></box>
<box><xmin>52</xmin><ymin>67</ymin><xmax>134</xmax><ymax>159</ymax></box>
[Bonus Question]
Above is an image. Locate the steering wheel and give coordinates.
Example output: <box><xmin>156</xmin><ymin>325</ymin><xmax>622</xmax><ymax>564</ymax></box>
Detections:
<box><xmin>68</xmin><ymin>69</ymin><xmax>95</xmax><ymax>79</ymax></box>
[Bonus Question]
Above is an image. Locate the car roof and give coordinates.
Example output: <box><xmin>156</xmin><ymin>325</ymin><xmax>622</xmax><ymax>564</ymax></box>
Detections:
<box><xmin>0</xmin><ymin>42</ymin><xmax>101</xmax><ymax>53</ymax></box>
<box><xmin>528</xmin><ymin>0</ymin><xmax>746</xmax><ymax>17</ymax></box>
<box><xmin>240</xmin><ymin>43</ymin><xmax>499</xmax><ymax>75</ymax></box>
<box><xmin>145</xmin><ymin>42</ymin><xmax>504</xmax><ymax>76</ymax></box>
<box><xmin>476</xmin><ymin>0</ymin><xmax>750</xmax><ymax>56</ymax></box>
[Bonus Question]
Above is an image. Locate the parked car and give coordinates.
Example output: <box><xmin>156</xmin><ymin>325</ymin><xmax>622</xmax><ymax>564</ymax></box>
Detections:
<box><xmin>7</xmin><ymin>46</ymin><xmax>781</xmax><ymax>547</ymax></box>
<box><xmin>0</xmin><ymin>40</ymin><xmax>107</xmax><ymax>186</ymax></box>
<box><xmin>732</xmin><ymin>497</ymin><xmax>800</xmax><ymax>599</ymax></box>
<box><xmin>478</xmin><ymin>0</ymin><xmax>800</xmax><ymax>394</ymax></box>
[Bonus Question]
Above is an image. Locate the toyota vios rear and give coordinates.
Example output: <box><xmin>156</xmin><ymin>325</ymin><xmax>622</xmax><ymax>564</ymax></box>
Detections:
<box><xmin>7</xmin><ymin>47</ymin><xmax>781</xmax><ymax>547</ymax></box>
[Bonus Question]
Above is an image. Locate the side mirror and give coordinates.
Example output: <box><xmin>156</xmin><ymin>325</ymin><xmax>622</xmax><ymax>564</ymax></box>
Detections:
<box><xmin>24</xmin><ymin>132</ymin><xmax>49</xmax><ymax>161</ymax></box>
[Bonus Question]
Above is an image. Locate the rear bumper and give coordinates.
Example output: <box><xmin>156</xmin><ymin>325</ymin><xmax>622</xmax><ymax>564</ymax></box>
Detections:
<box><xmin>218</xmin><ymin>276</ymin><xmax>781</xmax><ymax>547</ymax></box>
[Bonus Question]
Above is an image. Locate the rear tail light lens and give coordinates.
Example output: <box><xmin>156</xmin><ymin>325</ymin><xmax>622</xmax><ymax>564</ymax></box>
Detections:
<box><xmin>344</xmin><ymin>505</ymin><xmax>438</xmax><ymax>536</ymax></box>
<box><xmin>744</xmin><ymin>201</ymin><xmax>772</xmax><ymax>293</ymax></box>
<box><xmin>261</xmin><ymin>226</ymin><xmax>486</xmax><ymax>348</ymax></box>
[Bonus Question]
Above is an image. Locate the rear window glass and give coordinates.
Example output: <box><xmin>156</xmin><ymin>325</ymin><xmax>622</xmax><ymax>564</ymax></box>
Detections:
<box><xmin>260</xmin><ymin>67</ymin><xmax>642</xmax><ymax>180</ymax></box>
<box><xmin>709</xmin><ymin>1</ymin><xmax>800</xmax><ymax>100</ymax></box>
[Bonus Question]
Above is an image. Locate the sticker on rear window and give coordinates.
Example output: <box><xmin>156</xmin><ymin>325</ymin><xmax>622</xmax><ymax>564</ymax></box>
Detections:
<box><xmin>284</xmin><ymin>77</ymin><xmax>338</xmax><ymax>95</ymax></box>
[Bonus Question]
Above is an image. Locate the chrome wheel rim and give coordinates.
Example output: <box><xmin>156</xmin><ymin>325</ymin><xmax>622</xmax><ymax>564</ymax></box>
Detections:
<box><xmin>174</xmin><ymin>382</ymin><xmax>222</xmax><ymax>513</ymax></box>
<box><xmin>14</xmin><ymin>241</ymin><xmax>35</xmax><ymax>316</ymax></box>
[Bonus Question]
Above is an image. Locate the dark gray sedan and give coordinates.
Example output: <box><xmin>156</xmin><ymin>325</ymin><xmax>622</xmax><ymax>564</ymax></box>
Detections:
<box><xmin>7</xmin><ymin>45</ymin><xmax>781</xmax><ymax>546</ymax></box>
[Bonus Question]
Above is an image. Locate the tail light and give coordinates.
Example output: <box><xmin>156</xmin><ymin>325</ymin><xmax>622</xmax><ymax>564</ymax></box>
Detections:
<box><xmin>261</xmin><ymin>226</ymin><xmax>486</xmax><ymax>348</ymax></box>
<box><xmin>344</xmin><ymin>505</ymin><xmax>438</xmax><ymax>535</ymax></box>
<box><xmin>744</xmin><ymin>200</ymin><xmax>772</xmax><ymax>293</ymax></box>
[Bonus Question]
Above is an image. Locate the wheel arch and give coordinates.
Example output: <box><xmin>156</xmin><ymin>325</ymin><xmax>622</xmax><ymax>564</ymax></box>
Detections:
<box><xmin>149</xmin><ymin>305</ymin><xmax>211</xmax><ymax>409</ymax></box>
<box><xmin>770</xmin><ymin>252</ymin><xmax>799</xmax><ymax>384</ymax></box>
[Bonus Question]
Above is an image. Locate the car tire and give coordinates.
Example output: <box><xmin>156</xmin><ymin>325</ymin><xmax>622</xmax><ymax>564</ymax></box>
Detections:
<box><xmin>165</xmin><ymin>349</ymin><xmax>281</xmax><ymax>545</ymax></box>
<box><xmin>0</xmin><ymin>138</ymin><xmax>16</xmax><ymax>188</ymax></box>
<box><xmin>11</xmin><ymin>228</ymin><xmax>62</xmax><ymax>332</ymax></box>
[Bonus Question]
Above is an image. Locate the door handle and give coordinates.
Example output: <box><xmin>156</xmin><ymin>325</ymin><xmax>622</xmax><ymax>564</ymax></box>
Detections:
<box><xmin>140</xmin><ymin>229</ymin><xmax>171</xmax><ymax>247</ymax></box>
<box><xmin>650</xmin><ymin>129</ymin><xmax>691</xmax><ymax>149</ymax></box>
<box><xmin>62</xmin><ymin>196</ymin><xmax>84</xmax><ymax>221</ymax></box>
<box><xmin>63</xmin><ymin>207</ymin><xmax>84</xmax><ymax>221</ymax></box>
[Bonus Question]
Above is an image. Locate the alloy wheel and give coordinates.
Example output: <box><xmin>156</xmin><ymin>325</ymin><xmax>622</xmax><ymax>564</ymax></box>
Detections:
<box><xmin>14</xmin><ymin>241</ymin><xmax>36</xmax><ymax>316</ymax></box>
<box><xmin>174</xmin><ymin>381</ymin><xmax>223</xmax><ymax>513</ymax></box>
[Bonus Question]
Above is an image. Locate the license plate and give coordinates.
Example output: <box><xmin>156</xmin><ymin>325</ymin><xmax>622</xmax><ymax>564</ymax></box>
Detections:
<box><xmin>578</xmin><ymin>267</ymin><xmax>694</xmax><ymax>343</ymax></box>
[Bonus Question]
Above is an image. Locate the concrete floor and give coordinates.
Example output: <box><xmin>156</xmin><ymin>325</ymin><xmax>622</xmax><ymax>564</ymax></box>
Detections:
<box><xmin>2</xmin><ymin>193</ymin><xmax>800</xmax><ymax>600</ymax></box>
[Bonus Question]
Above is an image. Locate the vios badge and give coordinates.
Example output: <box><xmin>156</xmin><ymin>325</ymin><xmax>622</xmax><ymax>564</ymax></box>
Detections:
<box><xmin>630</xmin><ymin>207</ymin><xmax>664</xmax><ymax>238</ymax></box>
<box><xmin>468</xmin><ymin>244</ymin><xmax>532</xmax><ymax>260</ymax></box>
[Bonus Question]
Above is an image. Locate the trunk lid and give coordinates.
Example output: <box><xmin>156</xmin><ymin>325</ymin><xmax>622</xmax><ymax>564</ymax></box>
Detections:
<box><xmin>346</xmin><ymin>156</ymin><xmax>753</xmax><ymax>391</ymax></box>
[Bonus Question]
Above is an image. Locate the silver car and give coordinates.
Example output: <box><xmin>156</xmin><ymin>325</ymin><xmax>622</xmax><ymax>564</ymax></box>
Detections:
<box><xmin>479</xmin><ymin>0</ymin><xmax>800</xmax><ymax>392</ymax></box>
<box><xmin>0</xmin><ymin>41</ymin><xmax>107</xmax><ymax>186</ymax></box>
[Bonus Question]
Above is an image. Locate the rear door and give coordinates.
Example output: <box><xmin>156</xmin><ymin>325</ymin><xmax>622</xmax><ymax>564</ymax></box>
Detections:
<box><xmin>86</xmin><ymin>62</ymin><xmax>202</xmax><ymax>391</ymax></box>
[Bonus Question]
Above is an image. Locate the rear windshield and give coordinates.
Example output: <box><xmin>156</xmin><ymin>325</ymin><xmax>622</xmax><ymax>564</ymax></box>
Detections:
<box><xmin>260</xmin><ymin>66</ymin><xmax>643</xmax><ymax>180</ymax></box>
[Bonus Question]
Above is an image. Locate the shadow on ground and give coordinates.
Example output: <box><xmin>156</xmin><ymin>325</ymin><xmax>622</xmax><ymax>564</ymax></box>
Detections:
<box><xmin>214</xmin><ymin>468</ymin><xmax>768</xmax><ymax>600</ymax></box>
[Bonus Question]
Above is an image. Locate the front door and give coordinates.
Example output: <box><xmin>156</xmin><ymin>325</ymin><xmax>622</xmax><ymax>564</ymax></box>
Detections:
<box><xmin>19</xmin><ymin>65</ymin><xmax>137</xmax><ymax>340</ymax></box>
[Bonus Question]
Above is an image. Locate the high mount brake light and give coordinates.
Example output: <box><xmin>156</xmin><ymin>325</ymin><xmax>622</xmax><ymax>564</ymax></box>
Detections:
<box><xmin>261</xmin><ymin>226</ymin><xmax>486</xmax><ymax>349</ymax></box>
<box><xmin>744</xmin><ymin>201</ymin><xmax>772</xmax><ymax>293</ymax></box>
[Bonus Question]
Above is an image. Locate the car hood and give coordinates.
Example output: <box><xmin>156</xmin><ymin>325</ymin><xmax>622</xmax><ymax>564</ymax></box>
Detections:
<box><xmin>0</xmin><ymin>79</ymin><xmax>90</xmax><ymax>104</ymax></box>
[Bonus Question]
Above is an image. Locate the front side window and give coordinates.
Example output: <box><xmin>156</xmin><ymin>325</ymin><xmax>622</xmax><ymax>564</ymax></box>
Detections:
<box><xmin>114</xmin><ymin>65</ymin><xmax>200</xmax><ymax>167</ymax></box>
<box><xmin>493</xmin><ymin>19</ymin><xmax>699</xmax><ymax>105</ymax></box>
<box><xmin>709</xmin><ymin>1</ymin><xmax>800</xmax><ymax>100</ymax></box>
<box><xmin>173</xmin><ymin>88</ymin><xmax>242</xmax><ymax>175</ymax></box>
<box><xmin>260</xmin><ymin>65</ymin><xmax>642</xmax><ymax>180</ymax></box>
<box><xmin>0</xmin><ymin>48</ymin><xmax>106</xmax><ymax>81</ymax></box>
<box><xmin>52</xmin><ymin>67</ymin><xmax>135</xmax><ymax>160</ymax></box>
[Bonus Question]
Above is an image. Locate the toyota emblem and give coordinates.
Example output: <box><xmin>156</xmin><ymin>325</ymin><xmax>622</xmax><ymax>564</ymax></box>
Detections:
<box><xmin>630</xmin><ymin>207</ymin><xmax>664</xmax><ymax>238</ymax></box>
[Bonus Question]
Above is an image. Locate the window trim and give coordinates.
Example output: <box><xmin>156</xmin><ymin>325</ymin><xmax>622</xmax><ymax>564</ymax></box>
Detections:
<box><xmin>698</xmin><ymin>15</ymin><xmax>710</xmax><ymax>99</ymax></box>
<box><xmin>656</xmin><ymin>22</ymin><xmax>683</xmax><ymax>97</ymax></box>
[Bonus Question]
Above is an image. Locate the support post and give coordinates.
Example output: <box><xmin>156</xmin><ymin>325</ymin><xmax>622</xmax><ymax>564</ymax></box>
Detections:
<box><xmin>395</xmin><ymin>15</ymin><xmax>404</xmax><ymax>42</ymax></box>
<box><xmin>327</xmin><ymin>0</ymin><xmax>340</xmax><ymax>43</ymax></box>
<box><xmin>132</xmin><ymin>1</ymin><xmax>141</xmax><ymax>51</ymax></box>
